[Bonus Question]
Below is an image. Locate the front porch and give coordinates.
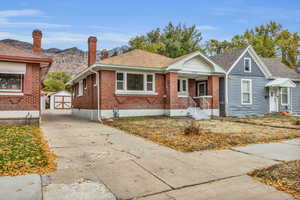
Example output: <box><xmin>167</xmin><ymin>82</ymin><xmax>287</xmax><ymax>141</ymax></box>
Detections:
<box><xmin>165</xmin><ymin>72</ymin><xmax>221</xmax><ymax>119</ymax></box>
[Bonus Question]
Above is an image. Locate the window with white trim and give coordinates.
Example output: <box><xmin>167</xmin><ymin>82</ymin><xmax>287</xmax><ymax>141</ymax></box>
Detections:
<box><xmin>78</xmin><ymin>80</ymin><xmax>83</xmax><ymax>96</ymax></box>
<box><xmin>116</xmin><ymin>72</ymin><xmax>155</xmax><ymax>93</ymax></box>
<box><xmin>177</xmin><ymin>78</ymin><xmax>188</xmax><ymax>96</ymax></box>
<box><xmin>0</xmin><ymin>73</ymin><xmax>22</xmax><ymax>91</ymax></box>
<box><xmin>244</xmin><ymin>57</ymin><xmax>251</xmax><ymax>72</ymax></box>
<box><xmin>281</xmin><ymin>88</ymin><xmax>289</xmax><ymax>105</ymax></box>
<box><xmin>241</xmin><ymin>79</ymin><xmax>252</xmax><ymax>104</ymax></box>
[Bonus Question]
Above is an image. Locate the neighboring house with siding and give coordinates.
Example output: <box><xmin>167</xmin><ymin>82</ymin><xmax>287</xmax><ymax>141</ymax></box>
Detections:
<box><xmin>210</xmin><ymin>45</ymin><xmax>300</xmax><ymax>116</ymax></box>
<box><xmin>0</xmin><ymin>30</ymin><xmax>52</xmax><ymax>125</ymax></box>
<box><xmin>67</xmin><ymin>36</ymin><xmax>225</xmax><ymax>120</ymax></box>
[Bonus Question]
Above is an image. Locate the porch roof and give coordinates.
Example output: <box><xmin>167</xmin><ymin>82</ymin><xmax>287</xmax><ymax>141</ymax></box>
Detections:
<box><xmin>265</xmin><ymin>78</ymin><xmax>296</xmax><ymax>88</ymax></box>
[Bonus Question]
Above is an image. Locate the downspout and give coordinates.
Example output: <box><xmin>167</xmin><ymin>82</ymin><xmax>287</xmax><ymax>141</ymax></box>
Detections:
<box><xmin>89</xmin><ymin>68</ymin><xmax>102</xmax><ymax>122</ymax></box>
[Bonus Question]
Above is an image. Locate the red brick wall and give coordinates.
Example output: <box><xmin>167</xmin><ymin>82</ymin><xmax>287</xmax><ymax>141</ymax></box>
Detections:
<box><xmin>208</xmin><ymin>76</ymin><xmax>219</xmax><ymax>109</ymax></box>
<box><xmin>72</xmin><ymin>74</ymin><xmax>98</xmax><ymax>109</ymax></box>
<box><xmin>72</xmin><ymin>70</ymin><xmax>220</xmax><ymax>112</ymax></box>
<box><xmin>0</xmin><ymin>63</ymin><xmax>41</xmax><ymax>111</ymax></box>
<box><xmin>100</xmin><ymin>70</ymin><xmax>166</xmax><ymax>110</ymax></box>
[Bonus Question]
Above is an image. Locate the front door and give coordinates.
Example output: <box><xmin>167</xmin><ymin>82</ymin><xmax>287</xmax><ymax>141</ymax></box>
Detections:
<box><xmin>269</xmin><ymin>87</ymin><xmax>279</xmax><ymax>112</ymax></box>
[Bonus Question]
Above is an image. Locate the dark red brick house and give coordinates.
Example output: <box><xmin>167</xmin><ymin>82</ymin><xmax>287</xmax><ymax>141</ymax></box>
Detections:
<box><xmin>68</xmin><ymin>37</ymin><xmax>225</xmax><ymax>120</ymax></box>
<box><xmin>0</xmin><ymin>30</ymin><xmax>52</xmax><ymax>125</ymax></box>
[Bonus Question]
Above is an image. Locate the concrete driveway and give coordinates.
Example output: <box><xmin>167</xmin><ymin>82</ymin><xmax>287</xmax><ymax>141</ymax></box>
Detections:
<box><xmin>41</xmin><ymin>114</ymin><xmax>296</xmax><ymax>200</ymax></box>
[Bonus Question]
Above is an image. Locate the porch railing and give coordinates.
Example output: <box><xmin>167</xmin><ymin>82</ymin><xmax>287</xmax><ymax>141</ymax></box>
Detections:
<box><xmin>187</xmin><ymin>96</ymin><xmax>212</xmax><ymax>119</ymax></box>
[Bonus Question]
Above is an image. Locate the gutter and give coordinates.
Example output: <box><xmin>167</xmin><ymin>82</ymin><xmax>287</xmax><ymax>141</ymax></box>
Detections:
<box><xmin>89</xmin><ymin>68</ymin><xmax>102</xmax><ymax>122</ymax></box>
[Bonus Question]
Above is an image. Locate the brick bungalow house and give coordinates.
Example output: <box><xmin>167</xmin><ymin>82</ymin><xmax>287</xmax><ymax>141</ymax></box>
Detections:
<box><xmin>0</xmin><ymin>30</ymin><xmax>52</xmax><ymax>125</ymax></box>
<box><xmin>68</xmin><ymin>37</ymin><xmax>225</xmax><ymax>120</ymax></box>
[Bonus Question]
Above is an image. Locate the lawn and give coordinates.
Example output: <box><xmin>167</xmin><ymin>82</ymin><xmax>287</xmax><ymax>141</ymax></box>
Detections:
<box><xmin>105</xmin><ymin>116</ymin><xmax>300</xmax><ymax>152</ymax></box>
<box><xmin>250</xmin><ymin>160</ymin><xmax>300</xmax><ymax>200</ymax></box>
<box><xmin>0</xmin><ymin>125</ymin><xmax>56</xmax><ymax>176</ymax></box>
<box><xmin>222</xmin><ymin>114</ymin><xmax>300</xmax><ymax>129</ymax></box>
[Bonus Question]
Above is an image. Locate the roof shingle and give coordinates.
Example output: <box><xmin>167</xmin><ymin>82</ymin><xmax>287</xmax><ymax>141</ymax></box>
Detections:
<box><xmin>209</xmin><ymin>46</ymin><xmax>248</xmax><ymax>71</ymax></box>
<box><xmin>98</xmin><ymin>49</ymin><xmax>174</xmax><ymax>68</ymax></box>
<box><xmin>260</xmin><ymin>57</ymin><xmax>300</xmax><ymax>80</ymax></box>
<box><xmin>0</xmin><ymin>42</ymin><xmax>45</xmax><ymax>59</ymax></box>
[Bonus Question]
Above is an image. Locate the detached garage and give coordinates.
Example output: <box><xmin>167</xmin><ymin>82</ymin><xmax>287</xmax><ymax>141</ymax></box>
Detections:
<box><xmin>49</xmin><ymin>91</ymin><xmax>72</xmax><ymax>114</ymax></box>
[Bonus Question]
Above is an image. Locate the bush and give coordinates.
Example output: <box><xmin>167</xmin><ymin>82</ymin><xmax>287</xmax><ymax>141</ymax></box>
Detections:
<box><xmin>184</xmin><ymin>121</ymin><xmax>203</xmax><ymax>135</ymax></box>
<box><xmin>295</xmin><ymin>120</ymin><xmax>300</xmax><ymax>126</ymax></box>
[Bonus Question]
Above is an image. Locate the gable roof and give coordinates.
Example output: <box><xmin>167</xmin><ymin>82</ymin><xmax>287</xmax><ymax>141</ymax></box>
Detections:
<box><xmin>209</xmin><ymin>46</ymin><xmax>248</xmax><ymax>71</ymax></box>
<box><xmin>98</xmin><ymin>49</ymin><xmax>174</xmax><ymax>68</ymax></box>
<box><xmin>260</xmin><ymin>57</ymin><xmax>300</xmax><ymax>80</ymax></box>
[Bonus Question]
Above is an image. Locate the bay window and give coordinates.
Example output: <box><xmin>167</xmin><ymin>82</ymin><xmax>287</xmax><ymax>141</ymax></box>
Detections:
<box><xmin>116</xmin><ymin>72</ymin><xmax>155</xmax><ymax>94</ymax></box>
<box><xmin>241</xmin><ymin>79</ymin><xmax>252</xmax><ymax>104</ymax></box>
<box><xmin>281</xmin><ymin>88</ymin><xmax>289</xmax><ymax>105</ymax></box>
<box><xmin>0</xmin><ymin>73</ymin><xmax>22</xmax><ymax>91</ymax></box>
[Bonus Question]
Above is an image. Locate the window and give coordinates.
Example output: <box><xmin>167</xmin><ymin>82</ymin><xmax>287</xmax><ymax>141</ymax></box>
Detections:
<box><xmin>197</xmin><ymin>81</ymin><xmax>207</xmax><ymax>96</ymax></box>
<box><xmin>127</xmin><ymin>73</ymin><xmax>144</xmax><ymax>91</ymax></box>
<box><xmin>116</xmin><ymin>72</ymin><xmax>124</xmax><ymax>90</ymax></box>
<box><xmin>116</xmin><ymin>72</ymin><xmax>155</xmax><ymax>93</ymax></box>
<box><xmin>146</xmin><ymin>74</ymin><xmax>153</xmax><ymax>91</ymax></box>
<box><xmin>241</xmin><ymin>79</ymin><xmax>252</xmax><ymax>104</ymax></box>
<box><xmin>177</xmin><ymin>78</ymin><xmax>188</xmax><ymax>96</ymax></box>
<box><xmin>281</xmin><ymin>88</ymin><xmax>289</xmax><ymax>105</ymax></box>
<box><xmin>244</xmin><ymin>57</ymin><xmax>251</xmax><ymax>72</ymax></box>
<box><xmin>78</xmin><ymin>80</ymin><xmax>83</xmax><ymax>96</ymax></box>
<box><xmin>83</xmin><ymin>79</ymin><xmax>87</xmax><ymax>89</ymax></box>
<box><xmin>0</xmin><ymin>73</ymin><xmax>22</xmax><ymax>91</ymax></box>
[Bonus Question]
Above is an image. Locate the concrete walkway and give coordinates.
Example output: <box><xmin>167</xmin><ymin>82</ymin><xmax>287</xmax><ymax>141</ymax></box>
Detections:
<box><xmin>37</xmin><ymin>114</ymin><xmax>298</xmax><ymax>200</ymax></box>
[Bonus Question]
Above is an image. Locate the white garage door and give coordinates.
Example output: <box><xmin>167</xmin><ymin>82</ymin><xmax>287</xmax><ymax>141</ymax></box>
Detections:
<box><xmin>54</xmin><ymin>96</ymin><xmax>71</xmax><ymax>109</ymax></box>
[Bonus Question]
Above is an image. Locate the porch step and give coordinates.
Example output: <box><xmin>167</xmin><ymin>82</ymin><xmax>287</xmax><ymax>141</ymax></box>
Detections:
<box><xmin>187</xmin><ymin>107</ymin><xmax>211</xmax><ymax>120</ymax></box>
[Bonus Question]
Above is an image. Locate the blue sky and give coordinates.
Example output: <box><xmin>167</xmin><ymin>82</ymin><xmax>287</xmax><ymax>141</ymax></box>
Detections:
<box><xmin>0</xmin><ymin>0</ymin><xmax>299</xmax><ymax>50</ymax></box>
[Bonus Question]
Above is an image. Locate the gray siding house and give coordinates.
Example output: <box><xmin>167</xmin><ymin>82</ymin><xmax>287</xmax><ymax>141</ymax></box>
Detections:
<box><xmin>211</xmin><ymin>46</ymin><xmax>300</xmax><ymax>116</ymax></box>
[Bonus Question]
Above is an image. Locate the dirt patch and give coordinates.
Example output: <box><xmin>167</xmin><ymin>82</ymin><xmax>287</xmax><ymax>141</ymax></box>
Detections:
<box><xmin>105</xmin><ymin>116</ymin><xmax>300</xmax><ymax>152</ymax></box>
<box><xmin>249</xmin><ymin>160</ymin><xmax>300</xmax><ymax>200</ymax></box>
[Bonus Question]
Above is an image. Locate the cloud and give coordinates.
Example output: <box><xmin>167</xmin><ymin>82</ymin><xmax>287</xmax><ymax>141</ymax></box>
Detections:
<box><xmin>211</xmin><ymin>6</ymin><xmax>300</xmax><ymax>20</ymax></box>
<box><xmin>197</xmin><ymin>25</ymin><xmax>218</xmax><ymax>31</ymax></box>
<box><xmin>0</xmin><ymin>9</ymin><xmax>43</xmax><ymax>18</ymax></box>
<box><xmin>0</xmin><ymin>18</ymin><xmax>71</xmax><ymax>28</ymax></box>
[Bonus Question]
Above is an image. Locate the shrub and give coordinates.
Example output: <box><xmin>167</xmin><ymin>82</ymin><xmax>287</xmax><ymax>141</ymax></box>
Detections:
<box><xmin>184</xmin><ymin>121</ymin><xmax>203</xmax><ymax>135</ymax></box>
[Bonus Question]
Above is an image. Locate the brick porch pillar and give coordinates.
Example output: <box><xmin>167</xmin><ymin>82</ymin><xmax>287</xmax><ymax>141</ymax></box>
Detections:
<box><xmin>165</xmin><ymin>72</ymin><xmax>178</xmax><ymax>112</ymax></box>
<box><xmin>208</xmin><ymin>76</ymin><xmax>219</xmax><ymax>109</ymax></box>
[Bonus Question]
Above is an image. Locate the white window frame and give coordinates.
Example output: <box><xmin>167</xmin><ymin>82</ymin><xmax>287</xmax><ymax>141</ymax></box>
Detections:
<box><xmin>197</xmin><ymin>82</ymin><xmax>207</xmax><ymax>97</ymax></box>
<box><xmin>241</xmin><ymin>79</ymin><xmax>252</xmax><ymax>105</ymax></box>
<box><xmin>244</xmin><ymin>57</ymin><xmax>251</xmax><ymax>72</ymax></box>
<box><xmin>280</xmin><ymin>87</ymin><xmax>289</xmax><ymax>106</ymax></box>
<box><xmin>178</xmin><ymin>78</ymin><xmax>188</xmax><ymax>97</ymax></box>
<box><xmin>78</xmin><ymin>80</ymin><xmax>83</xmax><ymax>96</ymax></box>
<box><xmin>115</xmin><ymin>71</ymin><xmax>156</xmax><ymax>95</ymax></box>
<box><xmin>0</xmin><ymin>73</ymin><xmax>23</xmax><ymax>92</ymax></box>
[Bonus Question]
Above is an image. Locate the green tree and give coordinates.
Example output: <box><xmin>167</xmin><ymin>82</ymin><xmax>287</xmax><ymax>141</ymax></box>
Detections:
<box><xmin>204</xmin><ymin>21</ymin><xmax>300</xmax><ymax>68</ymax></box>
<box><xmin>129</xmin><ymin>23</ymin><xmax>203</xmax><ymax>58</ymax></box>
<box><xmin>43</xmin><ymin>71</ymin><xmax>71</xmax><ymax>92</ymax></box>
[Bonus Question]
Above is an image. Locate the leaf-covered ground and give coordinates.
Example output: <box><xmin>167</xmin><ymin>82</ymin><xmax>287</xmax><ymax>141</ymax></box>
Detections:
<box><xmin>105</xmin><ymin>116</ymin><xmax>300</xmax><ymax>152</ymax></box>
<box><xmin>0</xmin><ymin>125</ymin><xmax>56</xmax><ymax>176</ymax></box>
<box><xmin>220</xmin><ymin>114</ymin><xmax>300</xmax><ymax>129</ymax></box>
<box><xmin>249</xmin><ymin>160</ymin><xmax>300</xmax><ymax>200</ymax></box>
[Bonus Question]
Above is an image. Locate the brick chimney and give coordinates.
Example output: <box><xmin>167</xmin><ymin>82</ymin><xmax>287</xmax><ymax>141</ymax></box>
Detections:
<box><xmin>88</xmin><ymin>36</ymin><xmax>97</xmax><ymax>66</ymax></box>
<box><xmin>32</xmin><ymin>29</ymin><xmax>42</xmax><ymax>55</ymax></box>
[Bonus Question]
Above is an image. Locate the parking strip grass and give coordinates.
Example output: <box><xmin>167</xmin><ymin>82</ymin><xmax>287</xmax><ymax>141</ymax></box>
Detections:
<box><xmin>0</xmin><ymin>125</ymin><xmax>56</xmax><ymax>176</ymax></box>
<box><xmin>250</xmin><ymin>160</ymin><xmax>300</xmax><ymax>200</ymax></box>
<box><xmin>105</xmin><ymin>116</ymin><xmax>300</xmax><ymax>152</ymax></box>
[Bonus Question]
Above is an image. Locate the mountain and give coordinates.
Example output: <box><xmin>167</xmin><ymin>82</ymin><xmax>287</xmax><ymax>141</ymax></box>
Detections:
<box><xmin>0</xmin><ymin>39</ymin><xmax>130</xmax><ymax>76</ymax></box>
